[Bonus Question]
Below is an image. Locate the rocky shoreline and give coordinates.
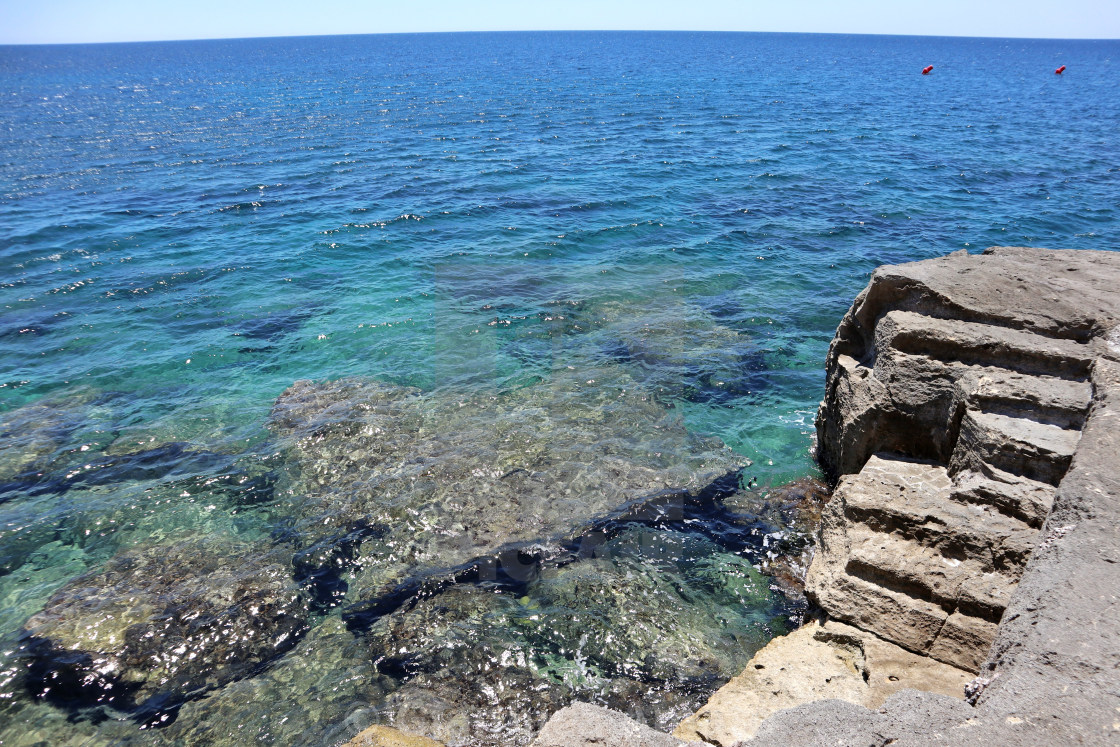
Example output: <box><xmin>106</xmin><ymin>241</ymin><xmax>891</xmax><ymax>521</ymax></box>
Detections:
<box><xmin>531</xmin><ymin>246</ymin><xmax>1120</xmax><ymax>746</ymax></box>
<box><xmin>16</xmin><ymin>247</ymin><xmax>1112</xmax><ymax>746</ymax></box>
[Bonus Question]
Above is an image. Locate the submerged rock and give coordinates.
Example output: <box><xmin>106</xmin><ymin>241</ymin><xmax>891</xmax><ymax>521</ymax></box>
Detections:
<box><xmin>19</xmin><ymin>442</ymin><xmax>234</xmax><ymax>498</ymax></box>
<box><xmin>163</xmin><ymin>615</ymin><xmax>391</xmax><ymax>747</ymax></box>
<box><xmin>269</xmin><ymin>365</ymin><xmax>746</xmax><ymax>591</ymax></box>
<box><xmin>580</xmin><ymin>297</ymin><xmax>770</xmax><ymax>404</ymax></box>
<box><xmin>526</xmin><ymin>527</ymin><xmax>780</xmax><ymax>689</ymax></box>
<box><xmin>723</xmin><ymin>476</ymin><xmax>831</xmax><ymax>601</ymax></box>
<box><xmin>20</xmin><ymin>536</ymin><xmax>308</xmax><ymax>724</ymax></box>
<box><xmin>366</xmin><ymin>584</ymin><xmax>564</xmax><ymax>746</ymax></box>
<box><xmin>457</xmin><ymin>284</ymin><xmax>767</xmax><ymax>405</ymax></box>
<box><xmin>361</xmin><ymin>526</ymin><xmax>791</xmax><ymax>746</ymax></box>
<box><xmin>262</xmin><ymin>367</ymin><xmax>805</xmax><ymax>745</ymax></box>
<box><xmin>0</xmin><ymin>389</ymin><xmax>99</xmax><ymax>488</ymax></box>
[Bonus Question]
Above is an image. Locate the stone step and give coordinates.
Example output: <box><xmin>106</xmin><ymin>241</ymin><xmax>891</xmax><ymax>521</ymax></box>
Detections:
<box><xmin>957</xmin><ymin>368</ymin><xmax>1092</xmax><ymax>431</ymax></box>
<box><xmin>876</xmin><ymin>310</ymin><xmax>1094</xmax><ymax>380</ymax></box>
<box><xmin>844</xmin><ymin>525</ymin><xmax>1017</xmax><ymax>621</ymax></box>
<box><xmin>928</xmin><ymin>611</ymin><xmax>999</xmax><ymax>672</ymax></box>
<box><xmin>807</xmin><ymin>565</ymin><xmax>948</xmax><ymax>656</ymax></box>
<box><xmin>841</xmin><ymin>455</ymin><xmax>1037</xmax><ymax>572</ymax></box>
<box><xmin>807</xmin><ymin>453</ymin><xmax>1032</xmax><ymax>674</ymax></box>
<box><xmin>949</xmin><ymin>466</ymin><xmax>1058</xmax><ymax>529</ymax></box>
<box><xmin>808</xmin><ymin>564</ymin><xmax>1000</xmax><ymax>673</ymax></box>
<box><xmin>957</xmin><ymin>573</ymin><xmax>1015</xmax><ymax>622</ymax></box>
<box><xmin>949</xmin><ymin>409</ymin><xmax>1080</xmax><ymax>487</ymax></box>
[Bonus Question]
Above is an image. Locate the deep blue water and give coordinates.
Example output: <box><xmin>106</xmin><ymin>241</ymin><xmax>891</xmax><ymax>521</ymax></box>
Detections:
<box><xmin>0</xmin><ymin>31</ymin><xmax>1117</xmax><ymax>746</ymax></box>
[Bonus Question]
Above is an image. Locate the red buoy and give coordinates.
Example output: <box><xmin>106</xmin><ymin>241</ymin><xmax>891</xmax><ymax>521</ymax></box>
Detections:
<box><xmin>922</xmin><ymin>65</ymin><xmax>934</xmax><ymax>75</ymax></box>
<box><xmin>1055</xmin><ymin>65</ymin><xmax>1066</xmax><ymax>75</ymax></box>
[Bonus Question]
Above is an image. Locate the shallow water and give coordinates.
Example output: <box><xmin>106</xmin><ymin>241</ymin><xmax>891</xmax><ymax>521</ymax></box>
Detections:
<box><xmin>0</xmin><ymin>31</ymin><xmax>1117</xmax><ymax>745</ymax></box>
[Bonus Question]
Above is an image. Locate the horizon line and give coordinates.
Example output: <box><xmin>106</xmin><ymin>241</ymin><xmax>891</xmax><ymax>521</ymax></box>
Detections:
<box><xmin>3</xmin><ymin>28</ymin><xmax>1118</xmax><ymax>48</ymax></box>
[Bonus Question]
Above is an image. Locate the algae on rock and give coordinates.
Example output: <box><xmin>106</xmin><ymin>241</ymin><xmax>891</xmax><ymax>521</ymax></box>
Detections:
<box><xmin>20</xmin><ymin>536</ymin><xmax>309</xmax><ymax>720</ymax></box>
<box><xmin>268</xmin><ymin>365</ymin><xmax>747</xmax><ymax>594</ymax></box>
<box><xmin>359</xmin><ymin>525</ymin><xmax>792</xmax><ymax>746</ymax></box>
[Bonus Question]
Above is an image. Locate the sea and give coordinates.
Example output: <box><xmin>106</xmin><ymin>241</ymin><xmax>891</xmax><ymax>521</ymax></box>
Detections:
<box><xmin>0</xmin><ymin>31</ymin><xmax>1117</xmax><ymax>746</ymax></box>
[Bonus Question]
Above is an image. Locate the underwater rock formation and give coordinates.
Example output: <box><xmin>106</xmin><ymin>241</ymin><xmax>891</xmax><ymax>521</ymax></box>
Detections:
<box><xmin>20</xmin><ymin>536</ymin><xmax>308</xmax><ymax>724</ymax></box>
<box><xmin>0</xmin><ymin>393</ymin><xmax>89</xmax><ymax>485</ymax></box>
<box><xmin>5</xmin><ymin>356</ymin><xmax>804</xmax><ymax>745</ymax></box>
<box><xmin>582</xmin><ymin>297</ymin><xmax>770</xmax><ymax>403</ymax></box>
<box><xmin>163</xmin><ymin>614</ymin><xmax>390</xmax><ymax>746</ymax></box>
<box><xmin>268</xmin><ymin>365</ymin><xmax>746</xmax><ymax>591</ymax></box>
<box><xmin>361</xmin><ymin>525</ymin><xmax>792</xmax><ymax>746</ymax></box>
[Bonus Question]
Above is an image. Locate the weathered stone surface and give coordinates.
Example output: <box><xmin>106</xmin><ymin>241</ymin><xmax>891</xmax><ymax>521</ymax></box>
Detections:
<box><xmin>836</xmin><ymin>456</ymin><xmax>1034</xmax><ymax>562</ymax></box>
<box><xmin>956</xmin><ymin>368</ymin><xmax>1091</xmax><ymax>430</ymax></box>
<box><xmin>805</xmin><ymin>454</ymin><xmax>1031</xmax><ymax>669</ymax></box>
<box><xmin>878</xmin><ymin>310</ymin><xmax>1095</xmax><ymax>379</ymax></box>
<box><xmin>816</xmin><ymin>247</ymin><xmax>1116</xmax><ymax>480</ymax></box>
<box><xmin>960</xmin><ymin>357</ymin><xmax>1120</xmax><ymax>743</ymax></box>
<box><xmin>749</xmin><ymin>688</ymin><xmax>977</xmax><ymax>747</ymax></box>
<box><xmin>949</xmin><ymin>409</ymin><xmax>1080</xmax><ymax>487</ymax></box>
<box><xmin>673</xmin><ymin>619</ymin><xmax>972</xmax><ymax>744</ymax></box>
<box><xmin>948</xmin><ymin>465</ymin><xmax>1056</xmax><ymax>529</ymax></box>
<box><xmin>807</xmin><ymin>248</ymin><xmax>1113</xmax><ymax>674</ymax></box>
<box><xmin>531</xmin><ymin>702</ymin><xmax>694</xmax><ymax>747</ymax></box>
<box><xmin>748</xmin><ymin>248</ymin><xmax>1120</xmax><ymax>744</ymax></box>
<box><xmin>19</xmin><ymin>536</ymin><xmax>307</xmax><ymax>721</ymax></box>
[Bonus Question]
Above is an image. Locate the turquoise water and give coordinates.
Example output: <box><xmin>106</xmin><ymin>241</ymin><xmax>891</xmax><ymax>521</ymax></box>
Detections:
<box><xmin>0</xmin><ymin>31</ymin><xmax>1117</xmax><ymax>745</ymax></box>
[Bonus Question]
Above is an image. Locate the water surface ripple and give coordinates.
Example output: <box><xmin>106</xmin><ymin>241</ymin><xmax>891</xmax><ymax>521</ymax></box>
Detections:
<box><xmin>0</xmin><ymin>31</ymin><xmax>1117</xmax><ymax>745</ymax></box>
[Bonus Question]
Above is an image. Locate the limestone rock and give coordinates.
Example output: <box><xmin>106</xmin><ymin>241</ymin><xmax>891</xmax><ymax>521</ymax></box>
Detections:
<box><xmin>344</xmin><ymin>724</ymin><xmax>445</xmax><ymax>747</ymax></box>
<box><xmin>674</xmin><ymin>620</ymin><xmax>971</xmax><ymax>744</ymax></box>
<box><xmin>805</xmin><ymin>454</ymin><xmax>1038</xmax><ymax>670</ymax></box>
<box><xmin>532</xmin><ymin>702</ymin><xmax>692</xmax><ymax>747</ymax></box>
<box><xmin>743</xmin><ymin>247</ymin><xmax>1120</xmax><ymax>745</ymax></box>
<box><xmin>816</xmin><ymin>247</ymin><xmax>1116</xmax><ymax>480</ymax></box>
<box><xmin>807</xmin><ymin>248</ymin><xmax>1116</xmax><ymax>674</ymax></box>
<box><xmin>749</xmin><ymin>688</ymin><xmax>975</xmax><ymax>747</ymax></box>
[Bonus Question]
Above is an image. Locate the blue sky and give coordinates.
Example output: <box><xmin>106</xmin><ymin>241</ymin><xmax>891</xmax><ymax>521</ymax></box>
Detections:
<box><xmin>1</xmin><ymin>0</ymin><xmax>1118</xmax><ymax>44</ymax></box>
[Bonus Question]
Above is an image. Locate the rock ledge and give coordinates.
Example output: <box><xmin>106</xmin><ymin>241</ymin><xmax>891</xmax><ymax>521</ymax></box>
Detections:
<box><xmin>538</xmin><ymin>247</ymin><xmax>1120</xmax><ymax>746</ymax></box>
